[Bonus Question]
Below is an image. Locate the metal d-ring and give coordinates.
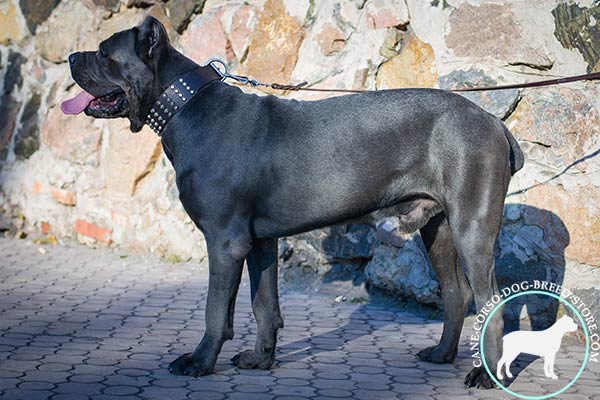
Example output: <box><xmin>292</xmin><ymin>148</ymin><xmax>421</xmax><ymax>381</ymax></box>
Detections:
<box><xmin>205</xmin><ymin>58</ymin><xmax>264</xmax><ymax>88</ymax></box>
<box><xmin>206</xmin><ymin>58</ymin><xmax>228</xmax><ymax>81</ymax></box>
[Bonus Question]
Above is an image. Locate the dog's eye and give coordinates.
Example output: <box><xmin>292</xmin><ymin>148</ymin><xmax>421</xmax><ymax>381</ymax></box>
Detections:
<box><xmin>98</xmin><ymin>49</ymin><xmax>107</xmax><ymax>59</ymax></box>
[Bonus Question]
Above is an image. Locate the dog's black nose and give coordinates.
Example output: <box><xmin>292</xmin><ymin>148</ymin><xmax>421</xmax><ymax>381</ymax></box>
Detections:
<box><xmin>68</xmin><ymin>53</ymin><xmax>78</xmax><ymax>67</ymax></box>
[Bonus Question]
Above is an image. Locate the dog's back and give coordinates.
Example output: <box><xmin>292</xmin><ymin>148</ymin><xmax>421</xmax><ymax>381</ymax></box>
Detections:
<box><xmin>502</xmin><ymin>316</ymin><xmax>577</xmax><ymax>357</ymax></box>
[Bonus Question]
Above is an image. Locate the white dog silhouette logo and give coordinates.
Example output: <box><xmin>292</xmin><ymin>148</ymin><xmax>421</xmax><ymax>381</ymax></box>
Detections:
<box><xmin>497</xmin><ymin>315</ymin><xmax>579</xmax><ymax>380</ymax></box>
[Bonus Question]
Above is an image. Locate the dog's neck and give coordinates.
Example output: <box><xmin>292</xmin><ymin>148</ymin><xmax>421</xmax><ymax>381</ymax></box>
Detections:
<box><xmin>156</xmin><ymin>49</ymin><xmax>200</xmax><ymax>93</ymax></box>
<box><xmin>145</xmin><ymin>50</ymin><xmax>221</xmax><ymax>135</ymax></box>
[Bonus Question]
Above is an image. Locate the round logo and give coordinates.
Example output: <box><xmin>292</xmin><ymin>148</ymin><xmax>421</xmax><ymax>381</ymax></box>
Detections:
<box><xmin>480</xmin><ymin>290</ymin><xmax>590</xmax><ymax>400</ymax></box>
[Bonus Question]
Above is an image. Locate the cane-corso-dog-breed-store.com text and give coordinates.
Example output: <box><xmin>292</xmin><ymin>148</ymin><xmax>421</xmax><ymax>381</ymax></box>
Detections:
<box><xmin>61</xmin><ymin>16</ymin><xmax>525</xmax><ymax>389</ymax></box>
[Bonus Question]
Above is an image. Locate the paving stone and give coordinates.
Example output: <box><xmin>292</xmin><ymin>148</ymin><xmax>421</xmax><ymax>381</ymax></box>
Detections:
<box><xmin>140</xmin><ymin>386</ymin><xmax>190</xmax><ymax>399</ymax></box>
<box><xmin>270</xmin><ymin>385</ymin><xmax>317</xmax><ymax>397</ymax></box>
<box><xmin>2</xmin><ymin>389</ymin><xmax>55</xmax><ymax>400</ymax></box>
<box><xmin>91</xmin><ymin>396</ymin><xmax>140</xmax><ymax>400</ymax></box>
<box><xmin>185</xmin><ymin>379</ymin><xmax>235</xmax><ymax>394</ymax></box>
<box><xmin>0</xmin><ymin>377</ymin><xmax>21</xmax><ymax>390</ymax></box>
<box><xmin>69</xmin><ymin>374</ymin><xmax>105</xmax><ymax>383</ymax></box>
<box><xmin>276</xmin><ymin>378</ymin><xmax>310</xmax><ymax>386</ymax></box>
<box><xmin>272</xmin><ymin>397</ymin><xmax>312</xmax><ymax>400</ymax></box>
<box><xmin>314</xmin><ymin>371</ymin><xmax>348</xmax><ymax>380</ymax></box>
<box><xmin>23</xmin><ymin>370</ymin><xmax>72</xmax><ymax>383</ymax></box>
<box><xmin>316</xmin><ymin>388</ymin><xmax>354</xmax><ymax>398</ymax></box>
<box><xmin>38</xmin><ymin>362</ymin><xmax>73</xmax><ymax>372</ymax></box>
<box><xmin>187</xmin><ymin>390</ymin><xmax>227</xmax><ymax>400</ymax></box>
<box><xmin>51</xmin><ymin>395</ymin><xmax>91</xmax><ymax>400</ymax></box>
<box><xmin>102</xmin><ymin>385</ymin><xmax>140</xmax><ymax>396</ymax></box>
<box><xmin>225</xmin><ymin>394</ymin><xmax>275</xmax><ymax>400</ymax></box>
<box><xmin>17</xmin><ymin>380</ymin><xmax>56</xmax><ymax>390</ymax></box>
<box><xmin>54</xmin><ymin>382</ymin><xmax>105</xmax><ymax>395</ymax></box>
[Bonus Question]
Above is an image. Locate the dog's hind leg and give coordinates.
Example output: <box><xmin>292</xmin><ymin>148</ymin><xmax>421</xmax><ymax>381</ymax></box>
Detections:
<box><xmin>457</xmin><ymin>223</ymin><xmax>504</xmax><ymax>389</ymax></box>
<box><xmin>232</xmin><ymin>237</ymin><xmax>284</xmax><ymax>370</ymax></box>
<box><xmin>497</xmin><ymin>358</ymin><xmax>505</xmax><ymax>380</ymax></box>
<box><xmin>448</xmin><ymin>156</ymin><xmax>510</xmax><ymax>389</ymax></box>
<box><xmin>497</xmin><ymin>349</ymin><xmax>518</xmax><ymax>380</ymax></box>
<box><xmin>417</xmin><ymin>212</ymin><xmax>471</xmax><ymax>364</ymax></box>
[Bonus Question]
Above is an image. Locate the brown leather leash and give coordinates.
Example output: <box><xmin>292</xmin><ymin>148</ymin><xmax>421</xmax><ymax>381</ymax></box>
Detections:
<box><xmin>206</xmin><ymin>58</ymin><xmax>600</xmax><ymax>93</ymax></box>
<box><xmin>261</xmin><ymin>71</ymin><xmax>600</xmax><ymax>93</ymax></box>
<box><xmin>450</xmin><ymin>71</ymin><xmax>600</xmax><ymax>92</ymax></box>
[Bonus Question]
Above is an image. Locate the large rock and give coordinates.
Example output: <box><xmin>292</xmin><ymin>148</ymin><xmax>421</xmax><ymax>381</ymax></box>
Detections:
<box><xmin>226</xmin><ymin>5</ymin><xmax>259</xmax><ymax>62</ymax></box>
<box><xmin>166</xmin><ymin>0</ymin><xmax>205</xmax><ymax>33</ymax></box>
<box><xmin>295</xmin><ymin>224</ymin><xmax>376</xmax><ymax>261</ymax></box>
<box><xmin>552</xmin><ymin>2</ymin><xmax>600</xmax><ymax>72</ymax></box>
<box><xmin>35</xmin><ymin>1</ymin><xmax>100</xmax><ymax>63</ymax></box>
<box><xmin>314</xmin><ymin>23</ymin><xmax>345</xmax><ymax>56</ymax></box>
<box><xmin>439</xmin><ymin>69</ymin><xmax>520</xmax><ymax>119</ymax></box>
<box><xmin>0</xmin><ymin>95</ymin><xmax>19</xmax><ymax>161</ymax></box>
<box><xmin>446</xmin><ymin>3</ymin><xmax>553</xmax><ymax>69</ymax></box>
<box><xmin>0</xmin><ymin>50</ymin><xmax>25</xmax><ymax>162</ymax></box>
<box><xmin>279</xmin><ymin>236</ymin><xmax>331</xmax><ymax>288</ymax></box>
<box><xmin>3</xmin><ymin>49</ymin><xmax>25</xmax><ymax>94</ymax></box>
<box><xmin>507</xmin><ymin>86</ymin><xmax>600</xmax><ymax>167</ymax></box>
<box><xmin>365</xmin><ymin>0</ymin><xmax>410</xmax><ymax>30</ymax></box>
<box><xmin>19</xmin><ymin>0</ymin><xmax>60</xmax><ymax>34</ymax></box>
<box><xmin>40</xmin><ymin>98</ymin><xmax>103</xmax><ymax>166</ymax></box>
<box><xmin>364</xmin><ymin>235</ymin><xmax>441</xmax><ymax>307</ymax></box>
<box><xmin>0</xmin><ymin>0</ymin><xmax>27</xmax><ymax>44</ymax></box>
<box><xmin>496</xmin><ymin>203</ymin><xmax>569</xmax><ymax>283</ymax></box>
<box><xmin>282</xmin><ymin>0</ymin><xmax>311</xmax><ymax>25</ymax></box>
<box><xmin>376</xmin><ymin>33</ymin><xmax>438</xmax><ymax>89</ymax></box>
<box><xmin>290</xmin><ymin>0</ymin><xmax>389</xmax><ymax>100</ymax></box>
<box><xmin>242</xmin><ymin>0</ymin><xmax>305</xmax><ymax>85</ymax></box>
<box><xmin>179</xmin><ymin>8</ymin><xmax>233</xmax><ymax>66</ymax></box>
<box><xmin>92</xmin><ymin>0</ymin><xmax>120</xmax><ymax>13</ymax></box>
<box><xmin>13</xmin><ymin>92</ymin><xmax>41</xmax><ymax>160</ymax></box>
<box><xmin>279</xmin><ymin>224</ymin><xmax>374</xmax><ymax>293</ymax></box>
<box><xmin>495</xmin><ymin>203</ymin><xmax>593</xmax><ymax>329</ymax></box>
<box><xmin>97</xmin><ymin>6</ymin><xmax>144</xmax><ymax>40</ymax></box>
<box><xmin>523</xmin><ymin>183</ymin><xmax>600</xmax><ymax>266</ymax></box>
<box><xmin>104</xmin><ymin>120</ymin><xmax>162</xmax><ymax>196</ymax></box>
<box><xmin>96</xmin><ymin>5</ymin><xmax>173</xmax><ymax>45</ymax></box>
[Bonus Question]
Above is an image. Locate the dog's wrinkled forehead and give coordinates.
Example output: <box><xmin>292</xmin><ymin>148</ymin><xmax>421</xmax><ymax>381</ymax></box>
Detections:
<box><xmin>95</xmin><ymin>30</ymin><xmax>139</xmax><ymax>75</ymax></box>
<box><xmin>86</xmin><ymin>25</ymin><xmax>159</xmax><ymax>96</ymax></box>
<box><xmin>100</xmin><ymin>30</ymin><xmax>133</xmax><ymax>58</ymax></box>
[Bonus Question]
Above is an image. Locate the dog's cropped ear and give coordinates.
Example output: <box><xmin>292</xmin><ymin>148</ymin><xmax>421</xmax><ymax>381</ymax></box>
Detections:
<box><xmin>136</xmin><ymin>16</ymin><xmax>169</xmax><ymax>59</ymax></box>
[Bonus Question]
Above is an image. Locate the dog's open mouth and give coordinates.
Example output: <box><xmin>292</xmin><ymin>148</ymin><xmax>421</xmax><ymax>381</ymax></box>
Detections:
<box><xmin>61</xmin><ymin>88</ymin><xmax>128</xmax><ymax>118</ymax></box>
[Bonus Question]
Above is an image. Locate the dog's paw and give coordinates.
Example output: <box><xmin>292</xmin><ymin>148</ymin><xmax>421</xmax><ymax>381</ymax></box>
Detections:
<box><xmin>416</xmin><ymin>345</ymin><xmax>457</xmax><ymax>364</ymax></box>
<box><xmin>168</xmin><ymin>353</ymin><xmax>213</xmax><ymax>377</ymax></box>
<box><xmin>231</xmin><ymin>349</ymin><xmax>274</xmax><ymax>370</ymax></box>
<box><xmin>464</xmin><ymin>366</ymin><xmax>497</xmax><ymax>389</ymax></box>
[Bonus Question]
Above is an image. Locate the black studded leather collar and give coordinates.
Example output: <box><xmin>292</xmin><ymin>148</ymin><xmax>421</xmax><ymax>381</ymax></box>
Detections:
<box><xmin>145</xmin><ymin>65</ymin><xmax>222</xmax><ymax>136</ymax></box>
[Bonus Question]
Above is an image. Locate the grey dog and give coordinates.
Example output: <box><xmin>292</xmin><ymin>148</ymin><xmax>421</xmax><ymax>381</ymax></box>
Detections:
<box><xmin>63</xmin><ymin>16</ymin><xmax>524</xmax><ymax>389</ymax></box>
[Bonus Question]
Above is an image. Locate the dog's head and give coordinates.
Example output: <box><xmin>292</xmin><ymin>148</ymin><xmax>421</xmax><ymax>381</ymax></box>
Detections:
<box><xmin>62</xmin><ymin>16</ymin><xmax>170</xmax><ymax>132</ymax></box>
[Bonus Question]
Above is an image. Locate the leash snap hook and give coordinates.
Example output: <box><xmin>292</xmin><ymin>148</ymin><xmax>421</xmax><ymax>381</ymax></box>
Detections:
<box><xmin>205</xmin><ymin>58</ymin><xmax>228</xmax><ymax>81</ymax></box>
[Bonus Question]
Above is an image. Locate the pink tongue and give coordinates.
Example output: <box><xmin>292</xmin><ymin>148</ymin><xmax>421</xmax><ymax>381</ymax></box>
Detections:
<box><xmin>61</xmin><ymin>91</ymin><xmax>96</xmax><ymax>115</ymax></box>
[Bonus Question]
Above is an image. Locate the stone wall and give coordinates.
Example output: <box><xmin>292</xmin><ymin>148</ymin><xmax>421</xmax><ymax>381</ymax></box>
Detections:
<box><xmin>0</xmin><ymin>0</ymin><xmax>599</xmax><ymax>317</ymax></box>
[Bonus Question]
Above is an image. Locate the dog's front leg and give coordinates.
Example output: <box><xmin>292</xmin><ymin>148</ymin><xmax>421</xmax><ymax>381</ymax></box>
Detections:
<box><xmin>169</xmin><ymin>228</ymin><xmax>251</xmax><ymax>377</ymax></box>
<box><xmin>232</xmin><ymin>238</ymin><xmax>284</xmax><ymax>369</ymax></box>
<box><xmin>545</xmin><ymin>353</ymin><xmax>559</xmax><ymax>380</ymax></box>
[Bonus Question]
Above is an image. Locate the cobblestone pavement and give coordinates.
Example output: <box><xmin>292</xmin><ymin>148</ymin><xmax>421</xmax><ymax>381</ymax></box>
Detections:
<box><xmin>1</xmin><ymin>237</ymin><xmax>599</xmax><ymax>400</ymax></box>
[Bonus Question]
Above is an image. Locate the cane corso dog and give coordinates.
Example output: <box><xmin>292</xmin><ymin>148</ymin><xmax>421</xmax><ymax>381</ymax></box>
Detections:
<box><xmin>63</xmin><ymin>16</ymin><xmax>524</xmax><ymax>389</ymax></box>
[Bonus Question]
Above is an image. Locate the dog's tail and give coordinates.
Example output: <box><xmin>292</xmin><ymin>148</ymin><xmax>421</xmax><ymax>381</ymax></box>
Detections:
<box><xmin>502</xmin><ymin>125</ymin><xmax>524</xmax><ymax>176</ymax></box>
